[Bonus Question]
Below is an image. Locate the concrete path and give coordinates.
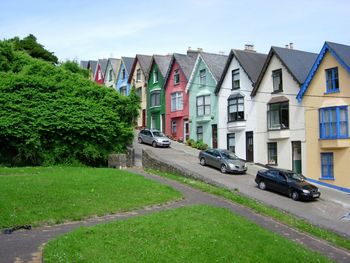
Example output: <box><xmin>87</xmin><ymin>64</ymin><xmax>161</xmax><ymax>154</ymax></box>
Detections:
<box><xmin>136</xmin><ymin>138</ymin><xmax>350</xmax><ymax>237</ymax></box>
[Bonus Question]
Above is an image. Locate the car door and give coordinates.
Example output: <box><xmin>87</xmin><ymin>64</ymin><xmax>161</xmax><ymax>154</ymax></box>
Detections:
<box><xmin>145</xmin><ymin>130</ymin><xmax>152</xmax><ymax>144</ymax></box>
<box><xmin>204</xmin><ymin>150</ymin><xmax>215</xmax><ymax>167</ymax></box>
<box><xmin>274</xmin><ymin>171</ymin><xmax>289</xmax><ymax>195</ymax></box>
<box><xmin>264</xmin><ymin>170</ymin><xmax>278</xmax><ymax>190</ymax></box>
<box><xmin>212</xmin><ymin>150</ymin><xmax>222</xmax><ymax>169</ymax></box>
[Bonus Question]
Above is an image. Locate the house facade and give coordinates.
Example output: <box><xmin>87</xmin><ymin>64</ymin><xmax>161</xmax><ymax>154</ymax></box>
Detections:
<box><xmin>186</xmin><ymin>52</ymin><xmax>227</xmax><ymax>148</ymax></box>
<box><xmin>164</xmin><ymin>52</ymin><xmax>197</xmax><ymax>141</ymax></box>
<box><xmin>116</xmin><ymin>57</ymin><xmax>134</xmax><ymax>95</ymax></box>
<box><xmin>87</xmin><ymin>60</ymin><xmax>97</xmax><ymax>81</ymax></box>
<box><xmin>94</xmin><ymin>59</ymin><xmax>107</xmax><ymax>85</ymax></box>
<box><xmin>215</xmin><ymin>49</ymin><xmax>267</xmax><ymax>161</ymax></box>
<box><xmin>128</xmin><ymin>55</ymin><xmax>152</xmax><ymax>128</ymax></box>
<box><xmin>251</xmin><ymin>47</ymin><xmax>317</xmax><ymax>174</ymax></box>
<box><xmin>297</xmin><ymin>42</ymin><xmax>350</xmax><ymax>192</ymax></box>
<box><xmin>104</xmin><ymin>58</ymin><xmax>121</xmax><ymax>88</ymax></box>
<box><xmin>147</xmin><ymin>55</ymin><xmax>172</xmax><ymax>132</ymax></box>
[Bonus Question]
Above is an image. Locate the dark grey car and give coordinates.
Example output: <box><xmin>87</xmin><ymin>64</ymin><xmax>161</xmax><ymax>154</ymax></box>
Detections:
<box><xmin>199</xmin><ymin>149</ymin><xmax>247</xmax><ymax>174</ymax></box>
<box><xmin>138</xmin><ymin>129</ymin><xmax>171</xmax><ymax>147</ymax></box>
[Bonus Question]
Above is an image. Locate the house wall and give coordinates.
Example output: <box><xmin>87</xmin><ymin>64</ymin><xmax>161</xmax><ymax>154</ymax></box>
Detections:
<box><xmin>188</xmin><ymin>58</ymin><xmax>218</xmax><ymax>147</ymax></box>
<box><xmin>254</xmin><ymin>55</ymin><xmax>306</xmax><ymax>174</ymax></box>
<box><xmin>165</xmin><ymin>60</ymin><xmax>189</xmax><ymax>141</ymax></box>
<box><xmin>104</xmin><ymin>63</ymin><xmax>115</xmax><ymax>88</ymax></box>
<box><xmin>301</xmin><ymin>51</ymin><xmax>350</xmax><ymax>189</ymax></box>
<box><xmin>217</xmin><ymin>57</ymin><xmax>256</xmax><ymax>160</ymax></box>
<box><xmin>130</xmin><ymin>61</ymin><xmax>147</xmax><ymax>127</ymax></box>
<box><xmin>147</xmin><ymin>62</ymin><xmax>165</xmax><ymax>131</ymax></box>
<box><xmin>116</xmin><ymin>62</ymin><xmax>130</xmax><ymax>95</ymax></box>
<box><xmin>95</xmin><ymin>64</ymin><xmax>104</xmax><ymax>84</ymax></box>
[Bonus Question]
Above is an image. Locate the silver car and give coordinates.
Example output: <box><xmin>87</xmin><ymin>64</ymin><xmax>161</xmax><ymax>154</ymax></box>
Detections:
<box><xmin>199</xmin><ymin>149</ymin><xmax>247</xmax><ymax>174</ymax></box>
<box><xmin>138</xmin><ymin>129</ymin><xmax>171</xmax><ymax>148</ymax></box>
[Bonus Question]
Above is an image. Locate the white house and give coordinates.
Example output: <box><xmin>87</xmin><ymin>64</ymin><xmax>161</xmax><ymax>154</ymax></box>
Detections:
<box><xmin>251</xmin><ymin>46</ymin><xmax>317</xmax><ymax>174</ymax></box>
<box><xmin>104</xmin><ymin>58</ymin><xmax>121</xmax><ymax>88</ymax></box>
<box><xmin>215</xmin><ymin>48</ymin><xmax>267</xmax><ymax>161</ymax></box>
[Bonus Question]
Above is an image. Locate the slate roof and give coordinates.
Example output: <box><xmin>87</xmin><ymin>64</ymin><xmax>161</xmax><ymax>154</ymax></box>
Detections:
<box><xmin>80</xmin><ymin>60</ymin><xmax>88</xmax><ymax>69</ymax></box>
<box><xmin>174</xmin><ymin>53</ymin><xmax>197</xmax><ymax>80</ymax></box>
<box><xmin>128</xmin><ymin>55</ymin><xmax>152</xmax><ymax>82</ymax></box>
<box><xmin>87</xmin><ymin>60</ymin><xmax>97</xmax><ymax>76</ymax></box>
<box><xmin>297</xmin><ymin>41</ymin><xmax>350</xmax><ymax>102</ymax></box>
<box><xmin>122</xmin><ymin>57</ymin><xmax>135</xmax><ymax>74</ymax></box>
<box><xmin>199</xmin><ymin>52</ymin><xmax>228</xmax><ymax>82</ymax></box>
<box><xmin>98</xmin><ymin>59</ymin><xmax>108</xmax><ymax>76</ymax></box>
<box><xmin>251</xmin><ymin>47</ymin><xmax>317</xmax><ymax>96</ymax></box>
<box><xmin>153</xmin><ymin>54</ymin><xmax>172</xmax><ymax>77</ymax></box>
<box><xmin>107</xmin><ymin>58</ymin><xmax>120</xmax><ymax>74</ymax></box>
<box><xmin>215</xmin><ymin>50</ymin><xmax>267</xmax><ymax>94</ymax></box>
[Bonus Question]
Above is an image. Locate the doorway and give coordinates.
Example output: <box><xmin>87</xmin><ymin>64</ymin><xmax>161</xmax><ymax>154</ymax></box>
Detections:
<box><xmin>183</xmin><ymin>120</ymin><xmax>189</xmax><ymax>141</ymax></box>
<box><xmin>212</xmin><ymin>124</ymin><xmax>217</xmax><ymax>148</ymax></box>
<box><xmin>292</xmin><ymin>141</ymin><xmax>302</xmax><ymax>173</ymax></box>
<box><xmin>245</xmin><ymin>131</ymin><xmax>254</xmax><ymax>162</ymax></box>
<box><xmin>142</xmin><ymin>109</ymin><xmax>146</xmax><ymax>128</ymax></box>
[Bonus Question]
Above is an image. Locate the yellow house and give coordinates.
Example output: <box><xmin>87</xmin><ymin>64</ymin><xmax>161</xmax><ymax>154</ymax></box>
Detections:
<box><xmin>297</xmin><ymin>42</ymin><xmax>350</xmax><ymax>193</ymax></box>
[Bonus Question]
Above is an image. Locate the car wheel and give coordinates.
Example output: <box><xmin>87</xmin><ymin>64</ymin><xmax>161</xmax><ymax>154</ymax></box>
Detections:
<box><xmin>152</xmin><ymin>141</ymin><xmax>157</xmax><ymax>148</ymax></box>
<box><xmin>258</xmin><ymin>181</ymin><xmax>266</xmax><ymax>190</ymax></box>
<box><xmin>138</xmin><ymin>137</ymin><xmax>142</xmax><ymax>144</ymax></box>
<box><xmin>291</xmin><ymin>191</ymin><xmax>299</xmax><ymax>201</ymax></box>
<box><xmin>220</xmin><ymin>164</ymin><xmax>227</xmax><ymax>174</ymax></box>
<box><xmin>200</xmin><ymin>157</ymin><xmax>206</xmax><ymax>166</ymax></box>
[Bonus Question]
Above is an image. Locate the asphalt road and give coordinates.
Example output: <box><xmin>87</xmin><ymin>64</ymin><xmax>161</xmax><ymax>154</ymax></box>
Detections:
<box><xmin>134</xmin><ymin>137</ymin><xmax>350</xmax><ymax>237</ymax></box>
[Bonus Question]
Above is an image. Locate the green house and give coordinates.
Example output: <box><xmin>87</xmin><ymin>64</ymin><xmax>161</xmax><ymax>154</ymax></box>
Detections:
<box><xmin>186</xmin><ymin>52</ymin><xmax>228</xmax><ymax>148</ymax></box>
<box><xmin>147</xmin><ymin>55</ymin><xmax>172</xmax><ymax>132</ymax></box>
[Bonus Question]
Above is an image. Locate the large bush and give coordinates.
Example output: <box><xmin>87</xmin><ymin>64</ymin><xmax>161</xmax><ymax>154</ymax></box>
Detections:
<box><xmin>0</xmin><ymin>39</ymin><xmax>139</xmax><ymax>166</ymax></box>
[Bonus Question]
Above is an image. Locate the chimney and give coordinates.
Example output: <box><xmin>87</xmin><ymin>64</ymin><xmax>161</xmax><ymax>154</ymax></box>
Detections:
<box><xmin>285</xmin><ymin>44</ymin><xmax>289</xmax><ymax>49</ymax></box>
<box><xmin>197</xmin><ymin>47</ymin><xmax>203</xmax><ymax>52</ymax></box>
<box><xmin>244</xmin><ymin>44</ymin><xmax>255</xmax><ymax>52</ymax></box>
<box><xmin>218</xmin><ymin>51</ymin><xmax>225</xmax><ymax>55</ymax></box>
<box><xmin>289</xmin><ymin>43</ymin><xmax>294</xmax><ymax>49</ymax></box>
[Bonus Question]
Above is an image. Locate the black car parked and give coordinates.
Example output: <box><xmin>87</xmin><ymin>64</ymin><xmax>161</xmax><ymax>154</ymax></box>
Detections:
<box><xmin>255</xmin><ymin>168</ymin><xmax>320</xmax><ymax>201</ymax></box>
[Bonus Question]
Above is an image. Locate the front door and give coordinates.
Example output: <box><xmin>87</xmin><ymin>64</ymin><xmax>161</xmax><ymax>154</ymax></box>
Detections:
<box><xmin>161</xmin><ymin>114</ymin><xmax>165</xmax><ymax>133</ymax></box>
<box><xmin>183</xmin><ymin>120</ymin><xmax>189</xmax><ymax>141</ymax></box>
<box><xmin>142</xmin><ymin>109</ymin><xmax>146</xmax><ymax>128</ymax></box>
<box><xmin>292</xmin><ymin>141</ymin><xmax>302</xmax><ymax>173</ymax></box>
<box><xmin>212</xmin><ymin>124</ymin><xmax>217</xmax><ymax>148</ymax></box>
<box><xmin>246</xmin><ymin>131</ymin><xmax>254</xmax><ymax>162</ymax></box>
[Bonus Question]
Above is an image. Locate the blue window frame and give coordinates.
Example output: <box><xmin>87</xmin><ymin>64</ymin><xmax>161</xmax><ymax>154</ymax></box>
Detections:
<box><xmin>321</xmin><ymin>153</ymin><xmax>334</xmax><ymax>179</ymax></box>
<box><xmin>325</xmin><ymin>67</ymin><xmax>339</xmax><ymax>93</ymax></box>
<box><xmin>319</xmin><ymin>106</ymin><xmax>348</xmax><ymax>139</ymax></box>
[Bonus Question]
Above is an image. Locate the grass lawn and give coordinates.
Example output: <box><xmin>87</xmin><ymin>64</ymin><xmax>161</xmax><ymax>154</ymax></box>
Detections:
<box><xmin>0</xmin><ymin>167</ymin><xmax>181</xmax><ymax>228</ymax></box>
<box><xmin>147</xmin><ymin>169</ymin><xmax>350</xmax><ymax>252</ymax></box>
<box><xmin>44</xmin><ymin>205</ymin><xmax>331</xmax><ymax>263</ymax></box>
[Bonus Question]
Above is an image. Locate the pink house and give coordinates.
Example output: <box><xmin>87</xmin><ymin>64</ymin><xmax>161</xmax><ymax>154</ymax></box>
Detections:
<box><xmin>164</xmin><ymin>52</ymin><xmax>197</xmax><ymax>141</ymax></box>
<box><xmin>94</xmin><ymin>59</ymin><xmax>108</xmax><ymax>85</ymax></box>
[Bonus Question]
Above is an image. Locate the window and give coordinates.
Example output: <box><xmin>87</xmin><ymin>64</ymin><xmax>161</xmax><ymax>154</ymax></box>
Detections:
<box><xmin>136</xmin><ymin>87</ymin><xmax>142</xmax><ymax>97</ymax></box>
<box><xmin>272</xmin><ymin>69</ymin><xmax>282</xmax><ymax>92</ymax></box>
<box><xmin>109</xmin><ymin>69</ymin><xmax>113</xmax><ymax>82</ymax></box>
<box><xmin>153</xmin><ymin>69</ymin><xmax>159</xmax><ymax>83</ymax></box>
<box><xmin>197</xmin><ymin>95</ymin><xmax>211</xmax><ymax>116</ymax></box>
<box><xmin>171</xmin><ymin>121</ymin><xmax>177</xmax><ymax>133</ymax></box>
<box><xmin>197</xmin><ymin>126</ymin><xmax>203</xmax><ymax>141</ymax></box>
<box><xmin>267</xmin><ymin>102</ymin><xmax>289</xmax><ymax>130</ymax></box>
<box><xmin>321</xmin><ymin>153</ymin><xmax>334</xmax><ymax>179</ymax></box>
<box><xmin>232</xmin><ymin>69</ymin><xmax>240</xmax><ymax>90</ymax></box>
<box><xmin>98</xmin><ymin>70</ymin><xmax>102</xmax><ymax>80</ymax></box>
<box><xmin>151</xmin><ymin>116</ymin><xmax>157</xmax><ymax>129</ymax></box>
<box><xmin>136</xmin><ymin>69</ymin><xmax>141</xmax><ymax>82</ymax></box>
<box><xmin>150</xmin><ymin>91</ymin><xmax>160</xmax><ymax>107</ymax></box>
<box><xmin>122</xmin><ymin>69</ymin><xmax>126</xmax><ymax>80</ymax></box>
<box><xmin>268</xmin><ymin>142</ymin><xmax>277</xmax><ymax>165</ymax></box>
<box><xmin>325</xmin><ymin>67</ymin><xmax>339</xmax><ymax>93</ymax></box>
<box><xmin>319</xmin><ymin>106</ymin><xmax>348</xmax><ymax>139</ymax></box>
<box><xmin>174</xmin><ymin>69</ymin><xmax>180</xmax><ymax>85</ymax></box>
<box><xmin>228</xmin><ymin>95</ymin><xmax>244</xmax><ymax>122</ymax></box>
<box><xmin>120</xmin><ymin>86</ymin><xmax>127</xmax><ymax>96</ymax></box>
<box><xmin>227</xmin><ymin>133</ymin><xmax>235</xmax><ymax>153</ymax></box>
<box><xmin>199</xmin><ymin>69</ymin><xmax>206</xmax><ymax>86</ymax></box>
<box><xmin>171</xmin><ymin>92</ymin><xmax>183</xmax><ymax>112</ymax></box>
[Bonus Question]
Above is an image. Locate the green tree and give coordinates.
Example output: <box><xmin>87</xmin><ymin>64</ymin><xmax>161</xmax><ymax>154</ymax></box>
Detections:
<box><xmin>60</xmin><ymin>60</ymin><xmax>89</xmax><ymax>78</ymax></box>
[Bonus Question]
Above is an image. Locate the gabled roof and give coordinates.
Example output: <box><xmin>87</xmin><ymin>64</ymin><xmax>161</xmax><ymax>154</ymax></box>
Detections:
<box><xmin>97</xmin><ymin>59</ymin><xmax>108</xmax><ymax>77</ymax></box>
<box><xmin>163</xmin><ymin>52</ymin><xmax>198</xmax><ymax>89</ymax></box>
<box><xmin>105</xmin><ymin>58</ymin><xmax>120</xmax><ymax>76</ymax></box>
<box><xmin>297</xmin><ymin>41</ymin><xmax>350</xmax><ymax>102</ymax></box>
<box><xmin>87</xmin><ymin>60</ymin><xmax>97</xmax><ymax>77</ymax></box>
<box><xmin>121</xmin><ymin>57</ymin><xmax>135</xmax><ymax>75</ymax></box>
<box><xmin>215</xmin><ymin>49</ymin><xmax>267</xmax><ymax>94</ymax></box>
<box><xmin>80</xmin><ymin>60</ymin><xmax>89</xmax><ymax>69</ymax></box>
<box><xmin>152</xmin><ymin>54</ymin><xmax>172</xmax><ymax>77</ymax></box>
<box><xmin>128</xmin><ymin>54</ymin><xmax>152</xmax><ymax>83</ymax></box>
<box><xmin>251</xmin><ymin>47</ymin><xmax>317</xmax><ymax>96</ymax></box>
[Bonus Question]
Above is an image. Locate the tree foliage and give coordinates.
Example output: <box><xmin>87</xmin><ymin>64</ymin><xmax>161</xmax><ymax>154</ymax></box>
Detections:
<box><xmin>0</xmin><ymin>38</ymin><xmax>139</xmax><ymax>166</ymax></box>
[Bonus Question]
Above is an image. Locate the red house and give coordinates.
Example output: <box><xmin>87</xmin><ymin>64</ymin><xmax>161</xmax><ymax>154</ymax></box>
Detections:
<box><xmin>163</xmin><ymin>51</ymin><xmax>197</xmax><ymax>141</ymax></box>
<box><xmin>94</xmin><ymin>59</ymin><xmax>108</xmax><ymax>85</ymax></box>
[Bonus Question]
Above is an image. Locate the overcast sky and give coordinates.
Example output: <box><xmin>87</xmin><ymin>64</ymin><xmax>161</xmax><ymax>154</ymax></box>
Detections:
<box><xmin>1</xmin><ymin>0</ymin><xmax>349</xmax><ymax>61</ymax></box>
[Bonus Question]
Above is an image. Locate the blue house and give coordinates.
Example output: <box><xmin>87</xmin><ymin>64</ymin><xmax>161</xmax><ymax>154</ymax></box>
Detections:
<box><xmin>115</xmin><ymin>57</ymin><xmax>135</xmax><ymax>95</ymax></box>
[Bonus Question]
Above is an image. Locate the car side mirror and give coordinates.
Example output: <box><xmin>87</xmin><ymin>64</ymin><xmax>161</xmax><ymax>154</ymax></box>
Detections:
<box><xmin>217</xmin><ymin>156</ymin><xmax>221</xmax><ymax>159</ymax></box>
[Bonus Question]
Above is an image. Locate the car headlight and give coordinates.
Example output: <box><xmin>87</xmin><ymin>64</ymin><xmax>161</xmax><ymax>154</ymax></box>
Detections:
<box><xmin>302</xmin><ymin>189</ymin><xmax>310</xmax><ymax>194</ymax></box>
<box><xmin>244</xmin><ymin>163</ymin><xmax>247</xmax><ymax>168</ymax></box>
<box><xmin>228</xmin><ymin>163</ymin><xmax>235</xmax><ymax>169</ymax></box>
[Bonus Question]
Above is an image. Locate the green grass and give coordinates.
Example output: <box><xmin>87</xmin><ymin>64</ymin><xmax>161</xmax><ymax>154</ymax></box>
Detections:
<box><xmin>146</xmin><ymin>168</ymin><xmax>350</xmax><ymax>251</ymax></box>
<box><xmin>43</xmin><ymin>205</ymin><xmax>331</xmax><ymax>263</ymax></box>
<box><xmin>0</xmin><ymin>167</ymin><xmax>182</xmax><ymax>228</ymax></box>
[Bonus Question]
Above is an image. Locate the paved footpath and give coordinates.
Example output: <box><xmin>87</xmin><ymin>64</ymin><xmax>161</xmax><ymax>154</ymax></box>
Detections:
<box><xmin>138</xmin><ymin>139</ymin><xmax>350</xmax><ymax>237</ymax></box>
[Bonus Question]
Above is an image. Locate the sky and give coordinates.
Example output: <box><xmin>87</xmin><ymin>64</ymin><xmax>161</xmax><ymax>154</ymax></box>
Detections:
<box><xmin>1</xmin><ymin>0</ymin><xmax>349</xmax><ymax>62</ymax></box>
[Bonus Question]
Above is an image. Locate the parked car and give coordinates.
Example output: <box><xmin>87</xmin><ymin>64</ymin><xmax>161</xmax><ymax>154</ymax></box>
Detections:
<box><xmin>199</xmin><ymin>149</ymin><xmax>247</xmax><ymax>174</ymax></box>
<box><xmin>255</xmin><ymin>168</ymin><xmax>320</xmax><ymax>201</ymax></box>
<box><xmin>138</xmin><ymin>129</ymin><xmax>171</xmax><ymax>148</ymax></box>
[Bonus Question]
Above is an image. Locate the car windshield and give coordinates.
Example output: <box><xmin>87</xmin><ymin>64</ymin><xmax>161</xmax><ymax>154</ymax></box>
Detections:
<box><xmin>220</xmin><ymin>151</ymin><xmax>238</xmax><ymax>160</ymax></box>
<box><xmin>286</xmin><ymin>172</ymin><xmax>305</xmax><ymax>182</ymax></box>
<box><xmin>152</xmin><ymin>131</ymin><xmax>165</xmax><ymax>137</ymax></box>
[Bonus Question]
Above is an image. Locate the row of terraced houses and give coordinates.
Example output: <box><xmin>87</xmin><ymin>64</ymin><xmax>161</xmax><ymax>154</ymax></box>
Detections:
<box><xmin>81</xmin><ymin>41</ymin><xmax>350</xmax><ymax>193</ymax></box>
